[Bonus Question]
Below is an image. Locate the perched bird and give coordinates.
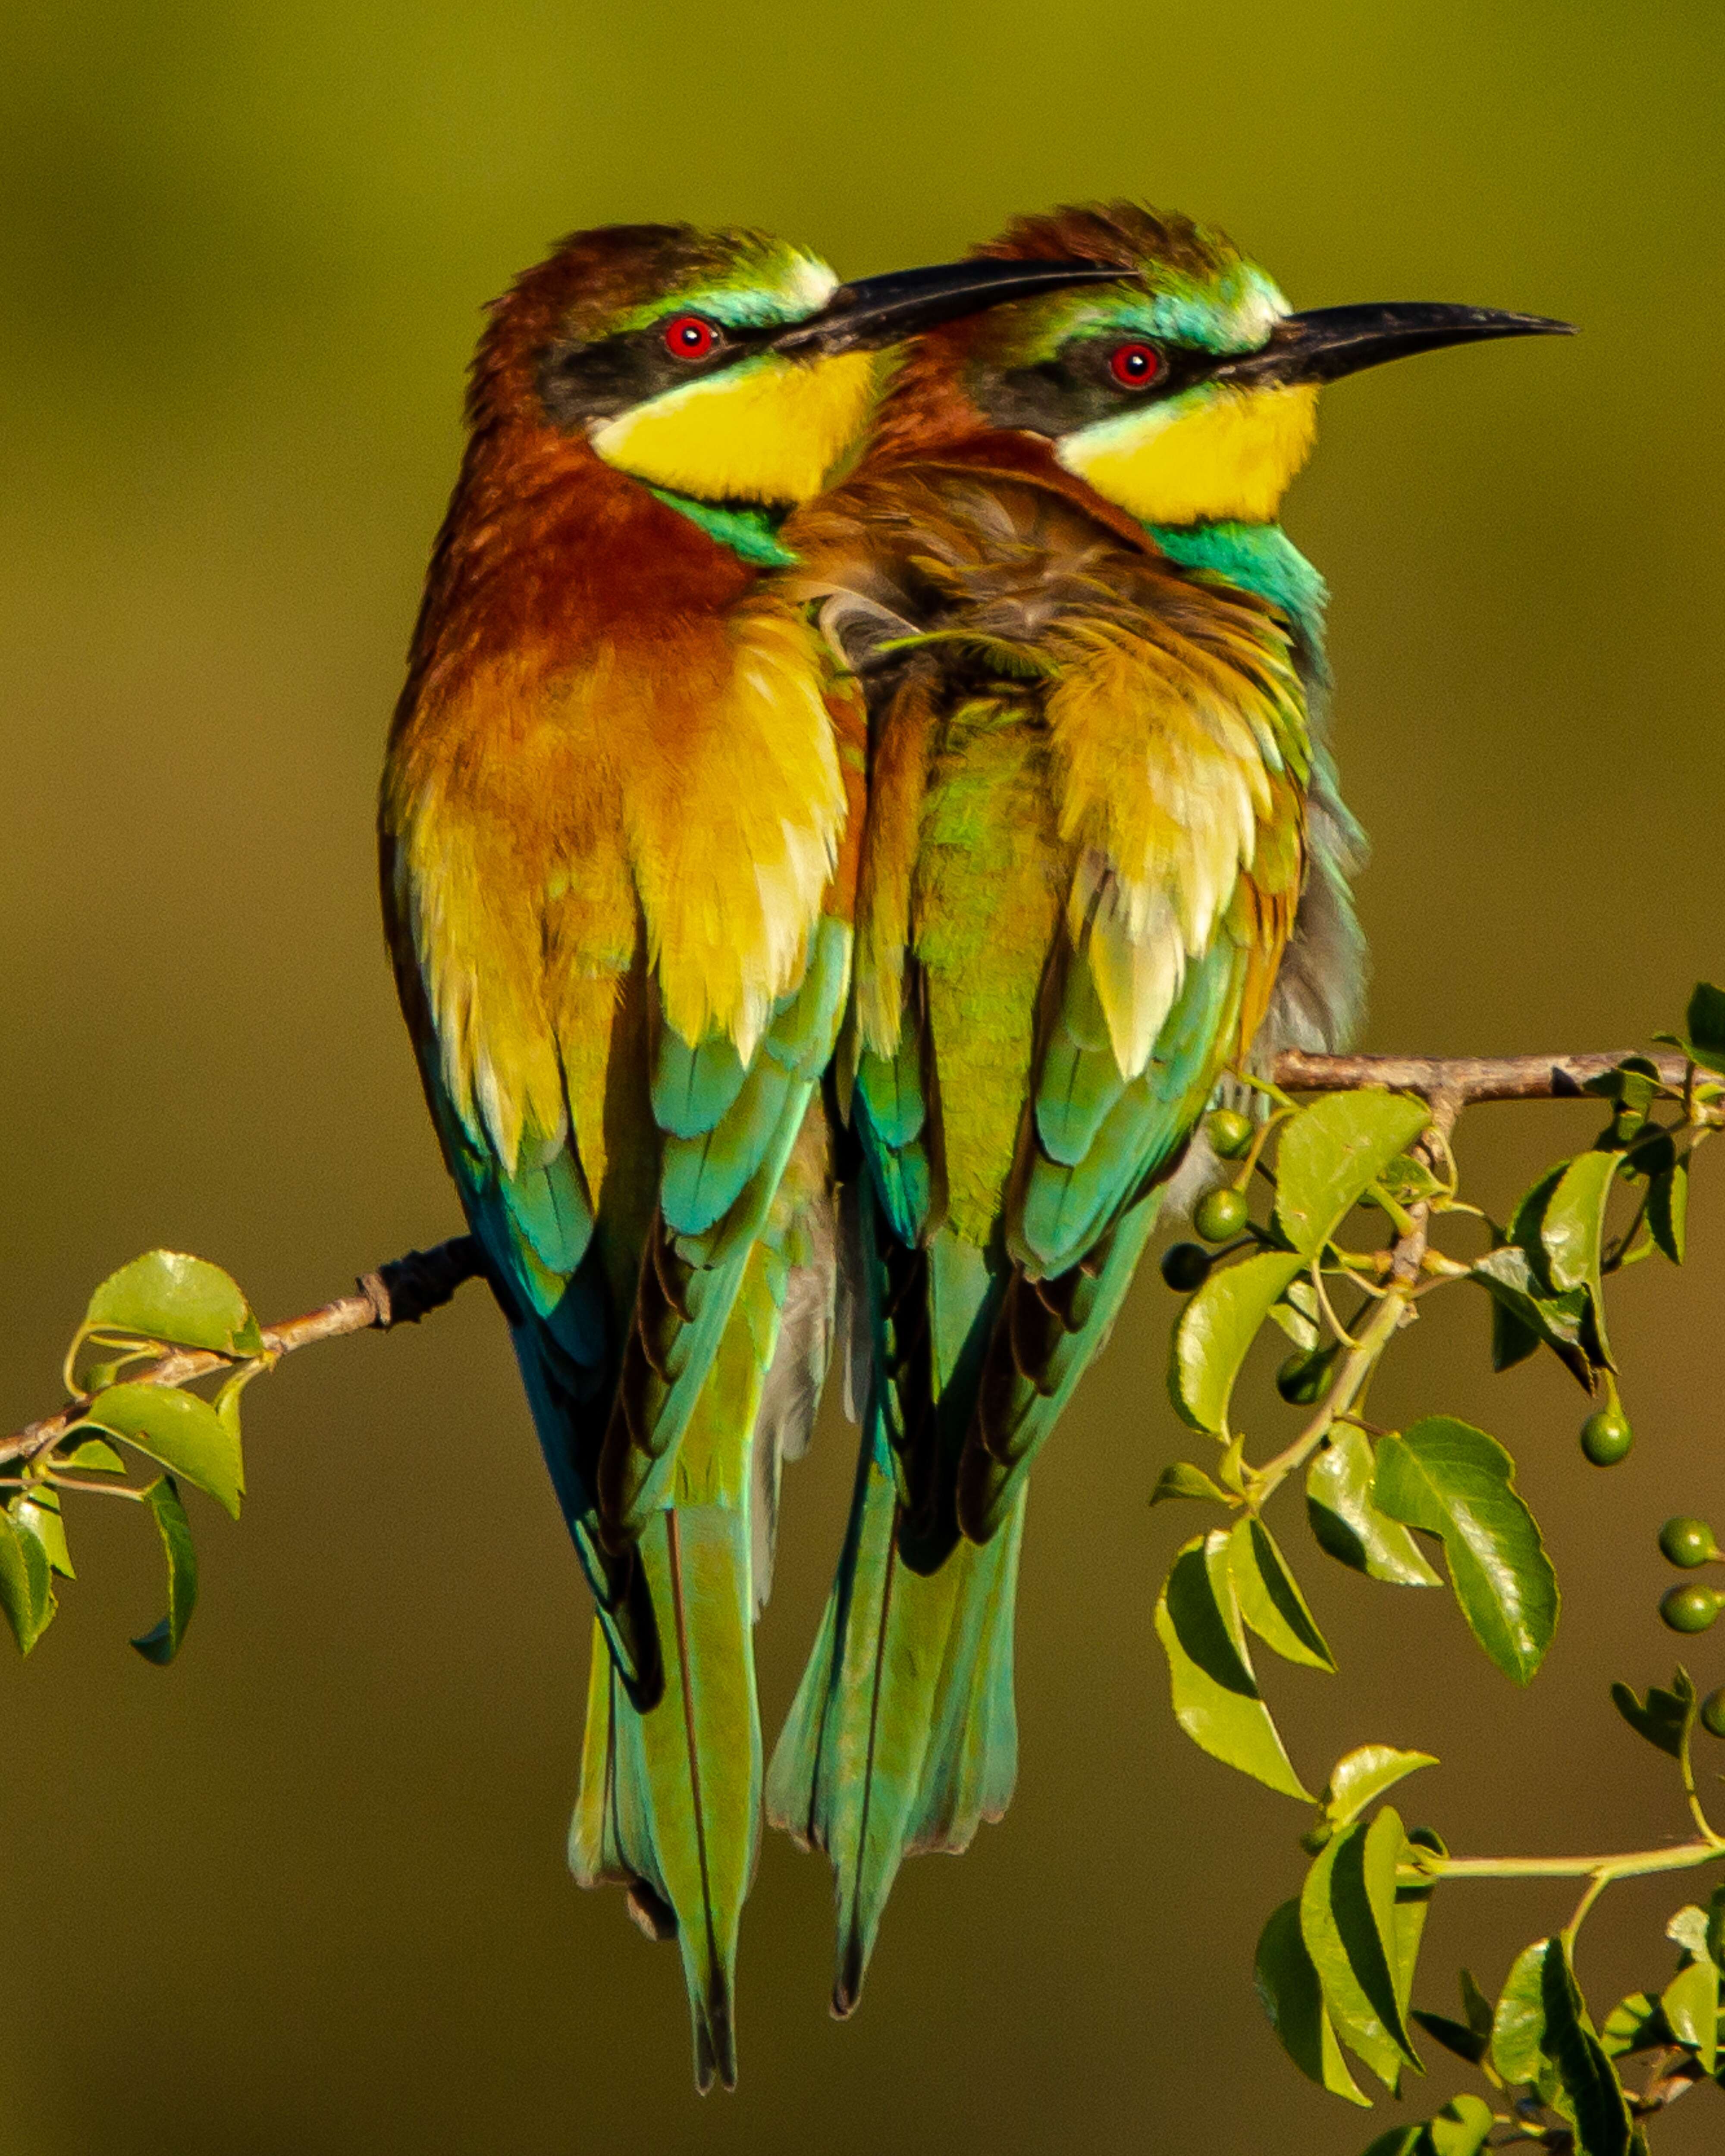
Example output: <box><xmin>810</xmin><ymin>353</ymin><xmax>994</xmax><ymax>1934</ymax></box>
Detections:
<box><xmin>378</xmin><ymin>222</ymin><xmax>1117</xmax><ymax>2089</ymax></box>
<box><xmin>768</xmin><ymin>201</ymin><xmax>1570</xmax><ymax>2012</ymax></box>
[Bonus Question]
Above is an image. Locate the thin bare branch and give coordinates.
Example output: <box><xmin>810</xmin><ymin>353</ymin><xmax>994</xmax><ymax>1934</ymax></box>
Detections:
<box><xmin>0</xmin><ymin>1045</ymin><xmax>1696</xmax><ymax>1466</ymax></box>
<box><xmin>1271</xmin><ymin>1049</ymin><xmax>1692</xmax><ymax>1103</ymax></box>
<box><xmin>0</xmin><ymin>1237</ymin><xmax>483</xmax><ymax>1469</ymax></box>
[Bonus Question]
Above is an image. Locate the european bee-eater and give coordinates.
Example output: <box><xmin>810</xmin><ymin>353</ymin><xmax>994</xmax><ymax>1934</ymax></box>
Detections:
<box><xmin>767</xmin><ymin>201</ymin><xmax>1569</xmax><ymax>2012</ymax></box>
<box><xmin>378</xmin><ymin>222</ymin><xmax>1117</xmax><ymax>2087</ymax></box>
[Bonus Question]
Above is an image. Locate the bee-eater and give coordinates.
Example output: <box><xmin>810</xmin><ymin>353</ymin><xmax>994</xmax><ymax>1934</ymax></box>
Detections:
<box><xmin>378</xmin><ymin>222</ymin><xmax>1118</xmax><ymax>2088</ymax></box>
<box><xmin>768</xmin><ymin>201</ymin><xmax>1570</xmax><ymax>2012</ymax></box>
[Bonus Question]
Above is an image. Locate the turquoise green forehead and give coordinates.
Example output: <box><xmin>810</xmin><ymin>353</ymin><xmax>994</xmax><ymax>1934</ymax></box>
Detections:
<box><xmin>610</xmin><ymin>230</ymin><xmax>838</xmax><ymax>336</ymax></box>
<box><xmin>996</xmin><ymin>255</ymin><xmax>1288</xmax><ymax>365</ymax></box>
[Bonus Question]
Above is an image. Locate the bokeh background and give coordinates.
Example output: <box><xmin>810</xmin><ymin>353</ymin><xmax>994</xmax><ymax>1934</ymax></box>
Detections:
<box><xmin>4</xmin><ymin>3</ymin><xmax>1724</xmax><ymax>2150</ymax></box>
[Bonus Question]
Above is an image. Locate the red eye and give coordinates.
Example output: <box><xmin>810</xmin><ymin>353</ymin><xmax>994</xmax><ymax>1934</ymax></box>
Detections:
<box><xmin>1110</xmin><ymin>340</ymin><xmax>1162</xmax><ymax>389</ymax></box>
<box><xmin>662</xmin><ymin>313</ymin><xmax>718</xmax><ymax>361</ymax></box>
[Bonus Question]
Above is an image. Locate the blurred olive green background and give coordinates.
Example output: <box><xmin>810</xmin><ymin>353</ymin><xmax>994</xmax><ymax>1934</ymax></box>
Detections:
<box><xmin>4</xmin><ymin>3</ymin><xmax>1724</xmax><ymax>2150</ymax></box>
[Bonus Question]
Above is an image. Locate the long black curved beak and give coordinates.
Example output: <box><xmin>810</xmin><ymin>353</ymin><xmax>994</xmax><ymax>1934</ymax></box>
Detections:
<box><xmin>1214</xmin><ymin>302</ymin><xmax>1575</xmax><ymax>389</ymax></box>
<box><xmin>772</xmin><ymin>258</ymin><xmax>1125</xmax><ymax>358</ymax></box>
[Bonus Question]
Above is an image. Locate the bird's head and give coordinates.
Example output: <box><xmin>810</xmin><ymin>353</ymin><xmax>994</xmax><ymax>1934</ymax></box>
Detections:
<box><xmin>872</xmin><ymin>201</ymin><xmax>1572</xmax><ymax>528</ymax></box>
<box><xmin>472</xmin><ymin>223</ymin><xmax>1123</xmax><ymax>511</ymax></box>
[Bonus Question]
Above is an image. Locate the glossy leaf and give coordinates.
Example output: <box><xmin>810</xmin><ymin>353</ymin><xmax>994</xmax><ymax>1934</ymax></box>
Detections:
<box><xmin>1254</xmin><ymin>1897</ymin><xmax>1370</xmax><ymax>2106</ymax></box>
<box><xmin>1150</xmin><ymin>1460</ymin><xmax>1231</xmax><ymax>1507</ymax></box>
<box><xmin>61</xmin><ymin>1435</ymin><xmax>126</xmax><ymax>1473</ymax></box>
<box><xmin>1426</xmin><ymin>2094</ymin><xmax>1494</xmax><ymax>2156</ymax></box>
<box><xmin>1540</xmin><ymin>1935</ymin><xmax>1634</xmax><ymax>2155</ymax></box>
<box><xmin>1600</xmin><ymin>1992</ymin><xmax>1665</xmax><ymax>2059</ymax></box>
<box><xmin>1459</xmin><ymin>1967</ymin><xmax>1495</xmax><ymax>2039</ymax></box>
<box><xmin>1268</xmin><ymin>1275</ymin><xmax>1323</xmax><ymax>1352</ymax></box>
<box><xmin>1374</xmin><ymin>1418</ymin><xmax>1558</xmax><ymax>1684</ymax></box>
<box><xmin>1274</xmin><ymin>1092</ymin><xmax>1431</xmax><ymax>1259</ymax></box>
<box><xmin>1471</xmin><ymin>1245</ymin><xmax>1593</xmax><ymax>1386</ymax></box>
<box><xmin>1492</xmin><ymin>1939</ymin><xmax>1558</xmax><ymax>2092</ymax></box>
<box><xmin>1358</xmin><ymin>2131</ymin><xmax>1423</xmax><ymax>2156</ymax></box>
<box><xmin>1411</xmin><ymin>2009</ymin><xmax>1488</xmax><ymax>2065</ymax></box>
<box><xmin>1230</xmin><ymin>1517</ymin><xmax>1336</xmax><ymax>1672</ymax></box>
<box><xmin>1168</xmin><ymin>1249</ymin><xmax>1305</xmax><ymax>1435</ymax></box>
<box><xmin>1667</xmin><ymin>1904</ymin><xmax>1709</xmax><ymax>1959</ymax></box>
<box><xmin>1392</xmin><ymin>1826</ymin><xmax>1439</xmax><ymax>2045</ymax></box>
<box><xmin>1649</xmin><ymin>1160</ymin><xmax>1688</xmax><ymax>1263</ymax></box>
<box><xmin>1320</xmin><ymin>1745</ymin><xmax>1439</xmax><ymax>1834</ymax></box>
<box><xmin>1687</xmin><ymin>982</ymin><xmax>1725</xmax><ymax>1074</ymax></box>
<box><xmin>0</xmin><ymin>1508</ymin><xmax>56</xmax><ymax>1654</ymax></box>
<box><xmin>1610</xmin><ymin>1668</ymin><xmax>1696</xmax><ymax>1760</ymax></box>
<box><xmin>132</xmin><ymin>1476</ymin><xmax>197</xmax><ymax>1665</ymax></box>
<box><xmin>13</xmin><ymin>1490</ymin><xmax>73</xmax><ymax>1578</ymax></box>
<box><xmin>1153</xmin><ymin>1532</ymin><xmax>1310</xmax><ymax>1799</ymax></box>
<box><xmin>84</xmin><ymin>1249</ymin><xmax>263</xmax><ymax>1357</ymax></box>
<box><xmin>1299</xmin><ymin>1809</ymin><xmax>1422</xmax><ymax>2091</ymax></box>
<box><xmin>1307</xmin><ymin>1426</ymin><xmax>1441</xmax><ymax>1587</ymax></box>
<box><xmin>78</xmin><ymin>1382</ymin><xmax>243</xmax><ymax>1518</ymax></box>
<box><xmin>1661</xmin><ymin>1955</ymin><xmax>1718</xmax><ymax>2075</ymax></box>
<box><xmin>1541</xmin><ymin>1150</ymin><xmax>1620</xmax><ymax>1295</ymax></box>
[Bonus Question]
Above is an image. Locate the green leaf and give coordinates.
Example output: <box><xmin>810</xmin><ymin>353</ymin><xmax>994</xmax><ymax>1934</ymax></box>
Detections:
<box><xmin>1274</xmin><ymin>1092</ymin><xmax>1432</xmax><ymax>1259</ymax></box>
<box><xmin>1153</xmin><ymin>1532</ymin><xmax>1311</xmax><ymax>1799</ymax></box>
<box><xmin>1373</xmin><ymin>1418</ymin><xmax>1558</xmax><ymax>1684</ymax></box>
<box><xmin>1492</xmin><ymin>1939</ymin><xmax>1558</xmax><ymax>2092</ymax></box>
<box><xmin>1307</xmin><ymin>1426</ymin><xmax>1442</xmax><ymax>1587</ymax></box>
<box><xmin>1320</xmin><ymin>1744</ymin><xmax>1439</xmax><ymax>1834</ymax></box>
<box><xmin>131</xmin><ymin>1476</ymin><xmax>198</xmax><ymax>1664</ymax></box>
<box><xmin>1230</xmin><ymin>1517</ymin><xmax>1336</xmax><ymax>1672</ymax></box>
<box><xmin>1168</xmin><ymin>1249</ymin><xmax>1305</xmax><ymax>1435</ymax></box>
<box><xmin>1411</xmin><ymin>2010</ymin><xmax>1487</xmax><ymax>2065</ymax></box>
<box><xmin>1358</xmin><ymin>2131</ymin><xmax>1423</xmax><ymax>2156</ymax></box>
<box><xmin>1610</xmin><ymin>1668</ymin><xmax>1696</xmax><ymax>1759</ymax></box>
<box><xmin>1471</xmin><ymin>1244</ymin><xmax>1593</xmax><ymax>1386</ymax></box>
<box><xmin>1299</xmin><ymin>1809</ymin><xmax>1423</xmax><ymax>2092</ymax></box>
<box><xmin>1661</xmin><ymin>1955</ymin><xmax>1719</xmax><ymax>2075</ymax></box>
<box><xmin>1377</xmin><ymin>1153</ymin><xmax>1444</xmax><ymax>1207</ymax></box>
<box><xmin>1459</xmin><ymin>1967</ymin><xmax>1495</xmax><ymax>2039</ymax></box>
<box><xmin>1649</xmin><ymin>1160</ymin><xmax>1688</xmax><ymax>1263</ymax></box>
<box><xmin>1150</xmin><ymin>1460</ymin><xmax>1232</xmax><ymax>1507</ymax></box>
<box><xmin>1541</xmin><ymin>1149</ymin><xmax>1621</xmax><ymax>1294</ymax></box>
<box><xmin>1687</xmin><ymin>982</ymin><xmax>1725</xmax><ymax>1073</ymax></box>
<box><xmin>1600</xmin><ymin>1992</ymin><xmax>1665</xmax><ymax>2059</ymax></box>
<box><xmin>1426</xmin><ymin>2094</ymin><xmax>1494</xmax><ymax>2156</ymax></box>
<box><xmin>0</xmin><ymin>1508</ymin><xmax>56</xmax><ymax>1654</ymax></box>
<box><xmin>1667</xmin><ymin>1904</ymin><xmax>1709</xmax><ymax>1959</ymax></box>
<box><xmin>13</xmin><ymin>1490</ymin><xmax>73</xmax><ymax>1578</ymax></box>
<box><xmin>1254</xmin><ymin>1898</ymin><xmax>1371</xmax><ymax>2106</ymax></box>
<box><xmin>1540</xmin><ymin>1935</ymin><xmax>1634</xmax><ymax>2155</ymax></box>
<box><xmin>61</xmin><ymin>1435</ymin><xmax>126</xmax><ymax>1473</ymax></box>
<box><xmin>84</xmin><ymin>1249</ymin><xmax>263</xmax><ymax>1357</ymax></box>
<box><xmin>1267</xmin><ymin>1275</ymin><xmax>1323</xmax><ymax>1352</ymax></box>
<box><xmin>77</xmin><ymin>1383</ymin><xmax>244</xmax><ymax>1518</ymax></box>
<box><xmin>1393</xmin><ymin>1825</ymin><xmax>1437</xmax><ymax>2040</ymax></box>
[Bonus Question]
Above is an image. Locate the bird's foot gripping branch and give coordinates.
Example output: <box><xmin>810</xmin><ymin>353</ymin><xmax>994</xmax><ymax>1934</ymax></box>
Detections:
<box><xmin>8</xmin><ymin>996</ymin><xmax>1725</xmax><ymax>2149</ymax></box>
<box><xmin>1154</xmin><ymin>983</ymin><xmax>1725</xmax><ymax>2155</ymax></box>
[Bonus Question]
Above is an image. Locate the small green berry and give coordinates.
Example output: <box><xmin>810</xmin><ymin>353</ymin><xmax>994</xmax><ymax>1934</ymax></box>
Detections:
<box><xmin>1194</xmin><ymin>1187</ymin><xmax>1250</xmax><ymax>1244</ymax></box>
<box><xmin>1702</xmin><ymin>1689</ymin><xmax>1725</xmax><ymax>1740</ymax></box>
<box><xmin>1580</xmin><ymin>1407</ymin><xmax>1633</xmax><ymax>1466</ymax></box>
<box><xmin>1206</xmin><ymin>1108</ymin><xmax>1254</xmax><ymax>1160</ymax></box>
<box><xmin>1276</xmin><ymin>1346</ymin><xmax>1338</xmax><ymax>1406</ymax></box>
<box><xmin>1160</xmin><ymin>1241</ymin><xmax>1213</xmax><ymax>1294</ymax></box>
<box><xmin>1659</xmin><ymin>1517</ymin><xmax>1717</xmax><ymax>1569</ymax></box>
<box><xmin>1660</xmin><ymin>1583</ymin><xmax>1721</xmax><ymax>1635</ymax></box>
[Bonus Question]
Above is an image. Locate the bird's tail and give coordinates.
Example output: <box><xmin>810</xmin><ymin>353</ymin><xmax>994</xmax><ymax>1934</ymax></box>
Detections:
<box><xmin>568</xmin><ymin>1112</ymin><xmax>837</xmax><ymax>2090</ymax></box>
<box><xmin>766</xmin><ymin>1231</ymin><xmax>1023</xmax><ymax>2015</ymax></box>
<box><xmin>569</xmin><ymin>1503</ymin><xmax>757</xmax><ymax>2093</ymax></box>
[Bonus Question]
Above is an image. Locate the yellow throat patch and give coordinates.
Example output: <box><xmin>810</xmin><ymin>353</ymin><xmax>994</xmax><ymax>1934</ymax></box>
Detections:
<box><xmin>1057</xmin><ymin>382</ymin><xmax>1320</xmax><ymax>527</ymax></box>
<box><xmin>590</xmin><ymin>349</ymin><xmax>880</xmax><ymax>506</ymax></box>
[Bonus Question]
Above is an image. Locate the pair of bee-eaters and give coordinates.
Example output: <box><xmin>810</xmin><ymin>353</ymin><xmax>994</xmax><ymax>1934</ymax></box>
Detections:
<box><xmin>380</xmin><ymin>203</ymin><xmax>1565</xmax><ymax>2089</ymax></box>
